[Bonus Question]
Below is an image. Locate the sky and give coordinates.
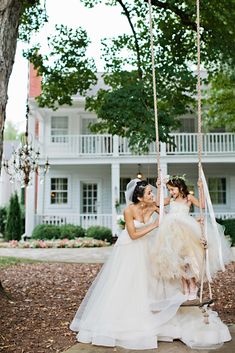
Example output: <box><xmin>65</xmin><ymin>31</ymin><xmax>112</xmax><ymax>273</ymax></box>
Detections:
<box><xmin>6</xmin><ymin>0</ymin><xmax>131</xmax><ymax>132</ymax></box>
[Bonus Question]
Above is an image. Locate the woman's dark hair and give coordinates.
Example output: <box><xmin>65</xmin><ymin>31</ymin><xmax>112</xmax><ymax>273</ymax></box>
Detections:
<box><xmin>166</xmin><ymin>177</ymin><xmax>189</xmax><ymax>198</ymax></box>
<box><xmin>132</xmin><ymin>180</ymin><xmax>148</xmax><ymax>203</ymax></box>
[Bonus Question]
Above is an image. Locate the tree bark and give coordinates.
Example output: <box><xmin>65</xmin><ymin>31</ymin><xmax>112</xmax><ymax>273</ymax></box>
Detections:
<box><xmin>0</xmin><ymin>0</ymin><xmax>23</xmax><ymax>171</ymax></box>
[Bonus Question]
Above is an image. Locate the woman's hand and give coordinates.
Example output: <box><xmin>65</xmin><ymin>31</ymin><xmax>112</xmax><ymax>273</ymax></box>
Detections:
<box><xmin>153</xmin><ymin>218</ymin><xmax>159</xmax><ymax>229</ymax></box>
<box><xmin>156</xmin><ymin>177</ymin><xmax>161</xmax><ymax>188</ymax></box>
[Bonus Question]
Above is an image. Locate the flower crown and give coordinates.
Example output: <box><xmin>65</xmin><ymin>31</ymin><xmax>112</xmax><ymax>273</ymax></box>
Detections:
<box><xmin>164</xmin><ymin>174</ymin><xmax>187</xmax><ymax>184</ymax></box>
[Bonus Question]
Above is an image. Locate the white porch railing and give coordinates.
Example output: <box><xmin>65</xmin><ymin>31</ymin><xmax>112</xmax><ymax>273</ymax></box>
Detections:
<box><xmin>35</xmin><ymin>213</ymin><xmax>113</xmax><ymax>230</ymax></box>
<box><xmin>43</xmin><ymin>132</ymin><xmax>235</xmax><ymax>157</ymax></box>
<box><xmin>35</xmin><ymin>212</ymin><xmax>234</xmax><ymax>231</ymax></box>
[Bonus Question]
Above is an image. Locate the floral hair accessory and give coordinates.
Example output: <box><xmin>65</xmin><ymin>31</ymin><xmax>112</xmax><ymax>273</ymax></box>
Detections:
<box><xmin>164</xmin><ymin>174</ymin><xmax>187</xmax><ymax>184</ymax></box>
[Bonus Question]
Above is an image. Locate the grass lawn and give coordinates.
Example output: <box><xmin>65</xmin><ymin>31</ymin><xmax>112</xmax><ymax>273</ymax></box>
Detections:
<box><xmin>0</xmin><ymin>256</ymin><xmax>41</xmax><ymax>267</ymax></box>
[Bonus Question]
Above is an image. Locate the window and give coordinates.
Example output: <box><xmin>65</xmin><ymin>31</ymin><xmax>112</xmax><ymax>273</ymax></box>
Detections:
<box><xmin>50</xmin><ymin>178</ymin><xmax>68</xmax><ymax>204</ymax></box>
<box><xmin>81</xmin><ymin>118</ymin><xmax>97</xmax><ymax>134</ymax></box>
<box><xmin>120</xmin><ymin>178</ymin><xmax>131</xmax><ymax>204</ymax></box>
<box><xmin>51</xmin><ymin>116</ymin><xmax>68</xmax><ymax>143</ymax></box>
<box><xmin>208</xmin><ymin>178</ymin><xmax>226</xmax><ymax>204</ymax></box>
<box><xmin>179</xmin><ymin>117</ymin><xmax>196</xmax><ymax>133</ymax></box>
<box><xmin>82</xmin><ymin>183</ymin><xmax>97</xmax><ymax>213</ymax></box>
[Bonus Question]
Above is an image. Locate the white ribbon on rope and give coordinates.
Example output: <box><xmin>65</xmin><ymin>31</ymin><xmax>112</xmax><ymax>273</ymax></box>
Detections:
<box><xmin>159</xmin><ymin>172</ymin><xmax>165</xmax><ymax>225</ymax></box>
<box><xmin>200</xmin><ymin>166</ymin><xmax>225</xmax><ymax>274</ymax></box>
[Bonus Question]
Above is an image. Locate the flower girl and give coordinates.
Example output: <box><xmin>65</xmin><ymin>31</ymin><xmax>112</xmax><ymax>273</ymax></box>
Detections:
<box><xmin>152</xmin><ymin>175</ymin><xmax>232</xmax><ymax>300</ymax></box>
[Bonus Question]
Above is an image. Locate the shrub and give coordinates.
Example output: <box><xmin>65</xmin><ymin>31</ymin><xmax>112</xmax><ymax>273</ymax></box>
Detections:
<box><xmin>5</xmin><ymin>193</ymin><xmax>22</xmax><ymax>241</ymax></box>
<box><xmin>86</xmin><ymin>225</ymin><xmax>113</xmax><ymax>243</ymax></box>
<box><xmin>216</xmin><ymin>218</ymin><xmax>235</xmax><ymax>246</ymax></box>
<box><xmin>31</xmin><ymin>224</ymin><xmax>61</xmax><ymax>240</ymax></box>
<box><xmin>59</xmin><ymin>224</ymin><xmax>85</xmax><ymax>239</ymax></box>
<box><xmin>0</xmin><ymin>207</ymin><xmax>8</xmax><ymax>236</ymax></box>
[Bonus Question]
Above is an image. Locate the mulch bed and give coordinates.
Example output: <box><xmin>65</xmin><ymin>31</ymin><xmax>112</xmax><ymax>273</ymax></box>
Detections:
<box><xmin>0</xmin><ymin>262</ymin><xmax>234</xmax><ymax>353</ymax></box>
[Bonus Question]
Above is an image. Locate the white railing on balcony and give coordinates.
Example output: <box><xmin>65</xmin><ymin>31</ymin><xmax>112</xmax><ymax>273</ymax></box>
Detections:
<box><xmin>50</xmin><ymin>134</ymin><xmax>113</xmax><ymax>156</ymax></box>
<box><xmin>166</xmin><ymin>133</ymin><xmax>235</xmax><ymax>154</ymax></box>
<box><xmin>36</xmin><ymin>213</ymin><xmax>113</xmax><ymax>230</ymax></box>
<box><xmin>45</xmin><ymin>132</ymin><xmax>235</xmax><ymax>157</ymax></box>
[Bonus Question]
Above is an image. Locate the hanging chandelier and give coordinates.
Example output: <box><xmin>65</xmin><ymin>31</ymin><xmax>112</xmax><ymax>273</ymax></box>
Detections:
<box><xmin>2</xmin><ymin>104</ymin><xmax>49</xmax><ymax>187</ymax></box>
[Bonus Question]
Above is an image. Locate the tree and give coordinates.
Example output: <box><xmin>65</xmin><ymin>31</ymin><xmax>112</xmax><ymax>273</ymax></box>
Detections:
<box><xmin>6</xmin><ymin>193</ymin><xmax>22</xmax><ymax>241</ymax></box>
<box><xmin>204</xmin><ymin>68</ymin><xmax>235</xmax><ymax>132</ymax></box>
<box><xmin>79</xmin><ymin>0</ymin><xmax>235</xmax><ymax>150</ymax></box>
<box><xmin>3</xmin><ymin>121</ymin><xmax>19</xmax><ymax>140</ymax></box>
<box><xmin>0</xmin><ymin>0</ymin><xmax>47</xmax><ymax>171</ymax></box>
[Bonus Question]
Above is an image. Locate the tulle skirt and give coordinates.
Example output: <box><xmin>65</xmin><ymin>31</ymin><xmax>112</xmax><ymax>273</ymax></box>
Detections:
<box><xmin>151</xmin><ymin>213</ymin><xmax>232</xmax><ymax>281</ymax></box>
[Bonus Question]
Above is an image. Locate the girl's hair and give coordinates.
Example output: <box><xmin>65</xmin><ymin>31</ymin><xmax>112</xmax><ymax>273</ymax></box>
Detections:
<box><xmin>132</xmin><ymin>180</ymin><xmax>148</xmax><ymax>203</ymax></box>
<box><xmin>166</xmin><ymin>177</ymin><xmax>189</xmax><ymax>198</ymax></box>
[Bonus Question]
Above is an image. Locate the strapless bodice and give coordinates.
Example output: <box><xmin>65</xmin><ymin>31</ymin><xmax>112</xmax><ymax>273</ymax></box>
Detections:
<box><xmin>169</xmin><ymin>200</ymin><xmax>190</xmax><ymax>215</ymax></box>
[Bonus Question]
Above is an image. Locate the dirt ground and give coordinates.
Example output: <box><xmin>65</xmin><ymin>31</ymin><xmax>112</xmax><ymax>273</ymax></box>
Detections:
<box><xmin>0</xmin><ymin>262</ymin><xmax>234</xmax><ymax>353</ymax></box>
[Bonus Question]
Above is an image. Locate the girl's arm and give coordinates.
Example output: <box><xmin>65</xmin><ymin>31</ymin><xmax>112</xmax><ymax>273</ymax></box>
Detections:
<box><xmin>124</xmin><ymin>208</ymin><xmax>159</xmax><ymax>240</ymax></box>
<box><xmin>187</xmin><ymin>180</ymin><xmax>205</xmax><ymax>208</ymax></box>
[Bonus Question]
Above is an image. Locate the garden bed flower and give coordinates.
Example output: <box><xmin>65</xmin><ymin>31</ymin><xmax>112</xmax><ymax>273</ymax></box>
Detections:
<box><xmin>0</xmin><ymin>237</ymin><xmax>110</xmax><ymax>249</ymax></box>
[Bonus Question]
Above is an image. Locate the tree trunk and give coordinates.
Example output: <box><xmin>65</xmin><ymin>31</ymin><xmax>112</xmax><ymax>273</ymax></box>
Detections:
<box><xmin>0</xmin><ymin>0</ymin><xmax>22</xmax><ymax>171</ymax></box>
<box><xmin>0</xmin><ymin>0</ymin><xmax>22</xmax><ymax>297</ymax></box>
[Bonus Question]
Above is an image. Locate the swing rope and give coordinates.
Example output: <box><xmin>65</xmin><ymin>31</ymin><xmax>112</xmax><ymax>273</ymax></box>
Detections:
<box><xmin>148</xmin><ymin>0</ymin><xmax>161</xmax><ymax>179</ymax></box>
<box><xmin>147</xmin><ymin>0</ymin><xmax>213</xmax><ymax>304</ymax></box>
<box><xmin>196</xmin><ymin>0</ymin><xmax>213</xmax><ymax>303</ymax></box>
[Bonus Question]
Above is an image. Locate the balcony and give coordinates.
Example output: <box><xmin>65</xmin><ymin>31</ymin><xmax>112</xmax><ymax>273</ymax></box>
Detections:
<box><xmin>41</xmin><ymin>132</ymin><xmax>235</xmax><ymax>158</ymax></box>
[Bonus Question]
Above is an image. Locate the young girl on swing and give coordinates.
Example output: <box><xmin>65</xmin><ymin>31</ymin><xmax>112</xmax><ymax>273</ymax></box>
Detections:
<box><xmin>152</xmin><ymin>175</ymin><xmax>232</xmax><ymax>300</ymax></box>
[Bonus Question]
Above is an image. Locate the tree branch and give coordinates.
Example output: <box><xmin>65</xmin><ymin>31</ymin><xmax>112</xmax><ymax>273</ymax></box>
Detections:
<box><xmin>116</xmin><ymin>0</ymin><xmax>142</xmax><ymax>79</ymax></box>
<box><xmin>145</xmin><ymin>0</ymin><xmax>197</xmax><ymax>32</ymax></box>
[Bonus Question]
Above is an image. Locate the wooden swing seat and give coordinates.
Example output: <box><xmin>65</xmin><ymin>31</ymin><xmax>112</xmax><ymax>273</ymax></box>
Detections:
<box><xmin>181</xmin><ymin>298</ymin><xmax>214</xmax><ymax>307</ymax></box>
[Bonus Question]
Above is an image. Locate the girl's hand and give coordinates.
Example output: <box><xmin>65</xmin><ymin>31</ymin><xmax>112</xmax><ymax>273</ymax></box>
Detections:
<box><xmin>200</xmin><ymin>237</ymin><xmax>207</xmax><ymax>248</ymax></box>
<box><xmin>197</xmin><ymin>179</ymin><xmax>203</xmax><ymax>188</ymax></box>
<box><xmin>196</xmin><ymin>216</ymin><xmax>204</xmax><ymax>224</ymax></box>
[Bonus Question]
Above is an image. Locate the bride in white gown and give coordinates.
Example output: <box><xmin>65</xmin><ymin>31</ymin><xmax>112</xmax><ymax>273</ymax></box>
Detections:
<box><xmin>70</xmin><ymin>179</ymin><xmax>231</xmax><ymax>350</ymax></box>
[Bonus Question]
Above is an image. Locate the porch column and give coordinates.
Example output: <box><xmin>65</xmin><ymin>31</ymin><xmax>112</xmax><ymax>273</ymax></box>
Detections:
<box><xmin>111</xmin><ymin>162</ymin><xmax>120</xmax><ymax>236</ymax></box>
<box><xmin>25</xmin><ymin>173</ymin><xmax>36</xmax><ymax>238</ymax></box>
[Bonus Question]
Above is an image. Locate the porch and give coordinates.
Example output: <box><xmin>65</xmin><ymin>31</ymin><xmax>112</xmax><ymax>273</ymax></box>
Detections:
<box><xmin>35</xmin><ymin>212</ymin><xmax>235</xmax><ymax>233</ymax></box>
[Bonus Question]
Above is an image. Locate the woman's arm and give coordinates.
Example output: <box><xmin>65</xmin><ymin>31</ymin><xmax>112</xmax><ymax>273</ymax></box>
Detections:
<box><xmin>124</xmin><ymin>208</ymin><xmax>159</xmax><ymax>240</ymax></box>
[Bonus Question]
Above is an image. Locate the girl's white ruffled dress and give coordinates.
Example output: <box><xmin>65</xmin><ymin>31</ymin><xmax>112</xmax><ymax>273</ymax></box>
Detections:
<box><xmin>151</xmin><ymin>199</ymin><xmax>233</xmax><ymax>281</ymax></box>
<box><xmin>70</xmin><ymin>214</ymin><xmax>231</xmax><ymax>350</ymax></box>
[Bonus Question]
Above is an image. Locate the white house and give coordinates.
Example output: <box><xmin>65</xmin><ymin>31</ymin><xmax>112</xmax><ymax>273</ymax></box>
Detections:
<box><xmin>23</xmin><ymin>65</ymin><xmax>235</xmax><ymax>237</ymax></box>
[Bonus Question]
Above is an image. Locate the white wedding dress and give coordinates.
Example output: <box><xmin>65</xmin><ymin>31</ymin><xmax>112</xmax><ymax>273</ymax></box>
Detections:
<box><xmin>70</xmin><ymin>215</ymin><xmax>231</xmax><ymax>350</ymax></box>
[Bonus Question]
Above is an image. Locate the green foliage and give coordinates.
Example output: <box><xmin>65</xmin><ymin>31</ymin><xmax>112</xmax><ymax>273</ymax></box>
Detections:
<box><xmin>81</xmin><ymin>0</ymin><xmax>235</xmax><ymax>151</ymax></box>
<box><xmin>19</xmin><ymin>0</ymin><xmax>48</xmax><ymax>42</ymax></box>
<box><xmin>59</xmin><ymin>224</ymin><xmax>85</xmax><ymax>240</ymax></box>
<box><xmin>0</xmin><ymin>207</ymin><xmax>8</xmax><ymax>236</ymax></box>
<box><xmin>3</xmin><ymin>121</ymin><xmax>19</xmax><ymax>141</ymax></box>
<box><xmin>204</xmin><ymin>69</ymin><xmax>235</xmax><ymax>131</ymax></box>
<box><xmin>216</xmin><ymin>218</ymin><xmax>235</xmax><ymax>246</ymax></box>
<box><xmin>0</xmin><ymin>256</ymin><xmax>40</xmax><ymax>267</ymax></box>
<box><xmin>24</xmin><ymin>24</ymin><xmax>97</xmax><ymax>109</ymax></box>
<box><xmin>86</xmin><ymin>225</ymin><xmax>113</xmax><ymax>243</ymax></box>
<box><xmin>5</xmin><ymin>193</ymin><xmax>22</xmax><ymax>241</ymax></box>
<box><xmin>31</xmin><ymin>224</ymin><xmax>60</xmax><ymax>240</ymax></box>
